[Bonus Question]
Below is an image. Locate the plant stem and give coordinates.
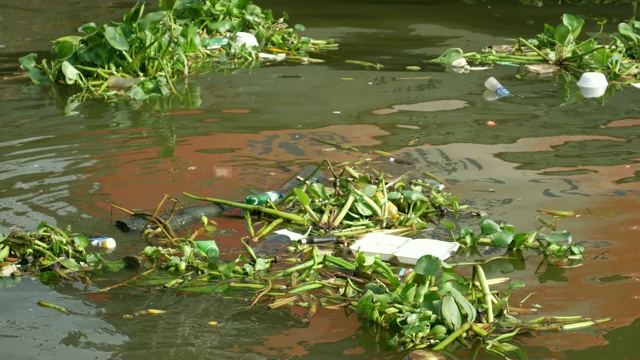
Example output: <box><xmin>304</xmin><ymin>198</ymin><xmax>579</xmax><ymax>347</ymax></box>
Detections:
<box><xmin>183</xmin><ymin>192</ymin><xmax>306</xmax><ymax>224</ymax></box>
<box><xmin>475</xmin><ymin>264</ymin><xmax>494</xmax><ymax>323</ymax></box>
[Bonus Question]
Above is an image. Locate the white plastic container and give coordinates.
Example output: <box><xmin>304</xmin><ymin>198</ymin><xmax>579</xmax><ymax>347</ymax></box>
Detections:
<box><xmin>577</xmin><ymin>72</ymin><xmax>608</xmax><ymax>98</ymax></box>
<box><xmin>235</xmin><ymin>32</ymin><xmax>259</xmax><ymax>48</ymax></box>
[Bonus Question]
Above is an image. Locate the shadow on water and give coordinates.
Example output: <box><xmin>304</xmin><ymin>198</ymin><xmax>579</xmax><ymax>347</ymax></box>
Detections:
<box><xmin>0</xmin><ymin>0</ymin><xmax>639</xmax><ymax>359</ymax></box>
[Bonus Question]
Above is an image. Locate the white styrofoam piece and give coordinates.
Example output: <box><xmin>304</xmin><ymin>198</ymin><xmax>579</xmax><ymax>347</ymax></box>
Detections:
<box><xmin>394</xmin><ymin>238</ymin><xmax>460</xmax><ymax>265</ymax></box>
<box><xmin>349</xmin><ymin>233</ymin><xmax>411</xmax><ymax>261</ymax></box>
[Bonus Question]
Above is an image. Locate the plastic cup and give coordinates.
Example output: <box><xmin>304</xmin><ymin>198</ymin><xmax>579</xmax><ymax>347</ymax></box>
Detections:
<box><xmin>577</xmin><ymin>72</ymin><xmax>608</xmax><ymax>98</ymax></box>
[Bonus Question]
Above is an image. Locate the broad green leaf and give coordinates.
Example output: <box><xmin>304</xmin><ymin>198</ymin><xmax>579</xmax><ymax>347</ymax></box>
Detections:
<box><xmin>293</xmin><ymin>188</ymin><xmax>311</xmax><ymax>206</ymax></box>
<box><xmin>254</xmin><ymin>258</ymin><xmax>270</xmax><ymax>271</ymax></box>
<box><xmin>387</xmin><ymin>191</ymin><xmax>402</xmax><ymax>200</ymax></box>
<box><xmin>55</xmin><ymin>41</ymin><xmax>76</xmax><ymax>61</ymax></box>
<box><xmin>540</xmin><ymin>231</ymin><xmax>572</xmax><ymax>243</ymax></box>
<box><xmin>158</xmin><ymin>0</ymin><xmax>177</xmax><ymax>11</ymax></box>
<box><xmin>491</xmin><ymin>230</ymin><xmax>515</xmax><ymax>248</ymax></box>
<box><xmin>354</xmin><ymin>201</ymin><xmax>373</xmax><ymax>216</ymax></box>
<box><xmin>414</xmin><ymin>255</ymin><xmax>441</xmax><ymax>276</ymax></box>
<box><xmin>399</xmin><ymin>282</ymin><xmax>417</xmax><ymax>305</ymax></box>
<box><xmin>510</xmin><ymin>232</ymin><xmax>527</xmax><ymax>249</ymax></box>
<box><xmin>449</xmin><ymin>287</ymin><xmax>477</xmax><ymax>323</ymax></box>
<box><xmin>0</xmin><ymin>245</ymin><xmax>9</xmax><ymax>261</ymax></box>
<box><xmin>440</xmin><ymin>219</ymin><xmax>456</xmax><ymax>231</ymax></box>
<box><xmin>428</xmin><ymin>47</ymin><xmax>464</xmax><ymax>65</ymax></box>
<box><xmin>104</xmin><ymin>25</ymin><xmax>130</xmax><ymax>51</ymax></box>
<box><xmin>480</xmin><ymin>218</ymin><xmax>501</xmax><ymax>236</ymax></box>
<box><xmin>123</xmin><ymin>1</ymin><xmax>145</xmax><ymax>25</ymax></box>
<box><xmin>60</xmin><ymin>258</ymin><xmax>80</xmax><ymax>271</ymax></box>
<box><xmin>401</xmin><ymin>190</ymin><xmax>429</xmax><ymax>203</ymax></box>
<box><xmin>139</xmin><ymin>11</ymin><xmax>166</xmax><ymax>31</ymax></box>
<box><xmin>308</xmin><ymin>183</ymin><xmax>327</xmax><ymax>200</ymax></box>
<box><xmin>562</xmin><ymin>13</ymin><xmax>584</xmax><ymax>41</ymax></box>
<box><xmin>19</xmin><ymin>53</ymin><xmax>38</xmax><ymax>70</ymax></box>
<box><xmin>73</xmin><ymin>235</ymin><xmax>89</xmax><ymax>250</ymax></box>
<box><xmin>127</xmin><ymin>85</ymin><xmax>149</xmax><ymax>100</ymax></box>
<box><xmin>441</xmin><ymin>294</ymin><xmax>462</xmax><ymax>330</ymax></box>
<box><xmin>26</xmin><ymin>67</ymin><xmax>49</xmax><ymax>85</ymax></box>
<box><xmin>361</xmin><ymin>185</ymin><xmax>377</xmax><ymax>198</ymax></box>
<box><xmin>78</xmin><ymin>22</ymin><xmax>98</xmax><ymax>35</ymax></box>
<box><xmin>61</xmin><ymin>61</ymin><xmax>81</xmax><ymax>84</ymax></box>
<box><xmin>554</xmin><ymin>23</ymin><xmax>572</xmax><ymax>47</ymax></box>
<box><xmin>507</xmin><ymin>281</ymin><xmax>525</xmax><ymax>293</ymax></box>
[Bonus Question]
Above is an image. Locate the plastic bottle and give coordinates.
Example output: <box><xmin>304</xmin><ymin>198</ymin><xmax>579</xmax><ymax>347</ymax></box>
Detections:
<box><xmin>484</xmin><ymin>77</ymin><xmax>510</xmax><ymax>98</ymax></box>
<box><xmin>245</xmin><ymin>191</ymin><xmax>283</xmax><ymax>205</ymax></box>
<box><xmin>90</xmin><ymin>237</ymin><xmax>116</xmax><ymax>249</ymax></box>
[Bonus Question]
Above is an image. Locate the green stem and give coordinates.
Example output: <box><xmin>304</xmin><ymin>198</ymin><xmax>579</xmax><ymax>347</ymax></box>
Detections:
<box><xmin>432</xmin><ymin>322</ymin><xmax>472</xmax><ymax>350</ymax></box>
<box><xmin>333</xmin><ymin>194</ymin><xmax>355</xmax><ymax>227</ymax></box>
<box><xmin>518</xmin><ymin>37</ymin><xmax>552</xmax><ymax>62</ymax></box>
<box><xmin>183</xmin><ymin>192</ymin><xmax>306</xmax><ymax>224</ymax></box>
<box><xmin>475</xmin><ymin>264</ymin><xmax>494</xmax><ymax>323</ymax></box>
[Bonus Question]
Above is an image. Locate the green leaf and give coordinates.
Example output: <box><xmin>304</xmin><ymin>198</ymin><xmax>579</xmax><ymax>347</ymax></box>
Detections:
<box><xmin>293</xmin><ymin>188</ymin><xmax>311</xmax><ymax>206</ymax></box>
<box><xmin>507</xmin><ymin>281</ymin><xmax>525</xmax><ymax>293</ymax></box>
<box><xmin>19</xmin><ymin>53</ymin><xmax>38</xmax><ymax>70</ymax></box>
<box><xmin>562</xmin><ymin>13</ymin><xmax>584</xmax><ymax>41</ymax></box>
<box><xmin>308</xmin><ymin>183</ymin><xmax>327</xmax><ymax>200</ymax></box>
<box><xmin>491</xmin><ymin>230</ymin><xmax>515</xmax><ymax>248</ymax></box>
<box><xmin>354</xmin><ymin>201</ymin><xmax>373</xmax><ymax>216</ymax></box>
<box><xmin>158</xmin><ymin>0</ymin><xmax>177</xmax><ymax>11</ymax></box>
<box><xmin>39</xmin><ymin>271</ymin><xmax>60</xmax><ymax>284</ymax></box>
<box><xmin>449</xmin><ymin>287</ymin><xmax>476</xmax><ymax>323</ymax></box>
<box><xmin>440</xmin><ymin>219</ymin><xmax>456</xmax><ymax>231</ymax></box>
<box><xmin>104</xmin><ymin>25</ymin><xmax>130</xmax><ymax>51</ymax></box>
<box><xmin>73</xmin><ymin>235</ymin><xmax>89</xmax><ymax>250</ymax></box>
<box><xmin>480</xmin><ymin>218</ymin><xmax>501</xmax><ymax>236</ymax></box>
<box><xmin>401</xmin><ymin>190</ymin><xmax>429</xmax><ymax>203</ymax></box>
<box><xmin>441</xmin><ymin>294</ymin><xmax>462</xmax><ymax>331</ymax></box>
<box><xmin>123</xmin><ymin>1</ymin><xmax>145</xmax><ymax>25</ymax></box>
<box><xmin>540</xmin><ymin>231</ymin><xmax>572</xmax><ymax>243</ymax></box>
<box><xmin>554</xmin><ymin>24</ymin><xmax>572</xmax><ymax>47</ymax></box>
<box><xmin>78</xmin><ymin>22</ymin><xmax>98</xmax><ymax>35</ymax></box>
<box><xmin>399</xmin><ymin>282</ymin><xmax>417</xmax><ymax>305</ymax></box>
<box><xmin>414</xmin><ymin>255</ymin><xmax>441</xmax><ymax>276</ymax></box>
<box><xmin>61</xmin><ymin>61</ymin><xmax>81</xmax><ymax>84</ymax></box>
<box><xmin>60</xmin><ymin>258</ymin><xmax>80</xmax><ymax>271</ymax></box>
<box><xmin>427</xmin><ymin>47</ymin><xmax>464</xmax><ymax>65</ymax></box>
<box><xmin>294</xmin><ymin>24</ymin><xmax>306</xmax><ymax>31</ymax></box>
<box><xmin>0</xmin><ymin>245</ymin><xmax>9</xmax><ymax>261</ymax></box>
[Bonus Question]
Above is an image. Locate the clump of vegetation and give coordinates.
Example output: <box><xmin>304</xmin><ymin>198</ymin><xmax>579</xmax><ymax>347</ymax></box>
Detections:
<box><xmin>429</xmin><ymin>13</ymin><xmax>640</xmax><ymax>82</ymax></box>
<box><xmin>2</xmin><ymin>158</ymin><xmax>605</xmax><ymax>358</ymax></box>
<box><xmin>17</xmin><ymin>0</ymin><xmax>337</xmax><ymax>101</ymax></box>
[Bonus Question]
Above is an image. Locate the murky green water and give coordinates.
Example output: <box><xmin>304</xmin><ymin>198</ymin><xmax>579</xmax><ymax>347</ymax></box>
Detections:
<box><xmin>1</xmin><ymin>0</ymin><xmax>639</xmax><ymax>359</ymax></box>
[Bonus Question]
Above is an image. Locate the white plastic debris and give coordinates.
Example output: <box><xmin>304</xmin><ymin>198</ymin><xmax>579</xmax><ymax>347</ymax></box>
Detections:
<box><xmin>235</xmin><ymin>32</ymin><xmax>259</xmax><ymax>48</ymax></box>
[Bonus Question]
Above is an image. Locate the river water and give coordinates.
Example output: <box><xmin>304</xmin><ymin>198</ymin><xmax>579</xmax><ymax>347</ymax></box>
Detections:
<box><xmin>0</xmin><ymin>0</ymin><xmax>638</xmax><ymax>359</ymax></box>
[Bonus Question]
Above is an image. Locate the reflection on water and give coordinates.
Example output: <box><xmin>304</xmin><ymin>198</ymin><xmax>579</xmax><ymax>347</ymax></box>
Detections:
<box><xmin>0</xmin><ymin>0</ymin><xmax>639</xmax><ymax>359</ymax></box>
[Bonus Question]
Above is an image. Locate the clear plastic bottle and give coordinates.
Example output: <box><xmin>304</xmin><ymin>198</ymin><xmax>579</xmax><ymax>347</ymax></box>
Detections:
<box><xmin>245</xmin><ymin>191</ymin><xmax>283</xmax><ymax>205</ymax></box>
<box><xmin>484</xmin><ymin>77</ymin><xmax>510</xmax><ymax>97</ymax></box>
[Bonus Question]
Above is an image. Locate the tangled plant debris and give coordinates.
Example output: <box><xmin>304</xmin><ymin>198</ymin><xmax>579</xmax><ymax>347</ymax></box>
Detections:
<box><xmin>17</xmin><ymin>0</ymin><xmax>337</xmax><ymax>101</ymax></box>
<box><xmin>428</xmin><ymin>13</ymin><xmax>640</xmax><ymax>84</ymax></box>
<box><xmin>1</xmin><ymin>155</ymin><xmax>609</xmax><ymax>358</ymax></box>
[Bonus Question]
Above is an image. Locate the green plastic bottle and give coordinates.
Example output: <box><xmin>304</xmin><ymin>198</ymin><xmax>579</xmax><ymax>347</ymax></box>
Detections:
<box><xmin>245</xmin><ymin>191</ymin><xmax>283</xmax><ymax>205</ymax></box>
